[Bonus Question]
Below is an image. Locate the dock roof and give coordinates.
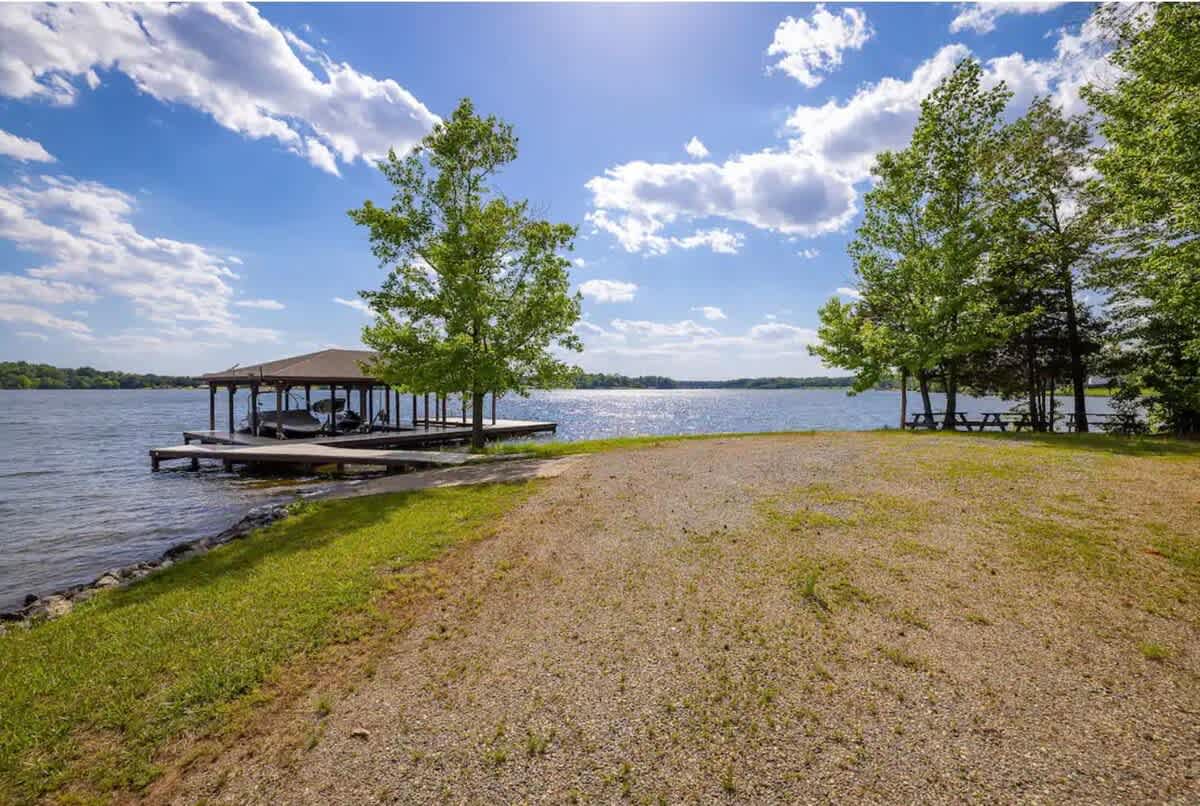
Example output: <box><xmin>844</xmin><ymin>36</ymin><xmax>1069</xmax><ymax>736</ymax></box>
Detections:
<box><xmin>200</xmin><ymin>349</ymin><xmax>380</xmax><ymax>385</ymax></box>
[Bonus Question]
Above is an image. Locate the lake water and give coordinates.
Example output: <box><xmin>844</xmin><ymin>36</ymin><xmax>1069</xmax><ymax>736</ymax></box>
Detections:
<box><xmin>0</xmin><ymin>388</ymin><xmax>1108</xmax><ymax>610</ymax></box>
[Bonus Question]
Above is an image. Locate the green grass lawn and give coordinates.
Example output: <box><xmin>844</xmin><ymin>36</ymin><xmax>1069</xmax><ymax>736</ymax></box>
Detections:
<box><xmin>0</xmin><ymin>483</ymin><xmax>532</xmax><ymax>804</ymax></box>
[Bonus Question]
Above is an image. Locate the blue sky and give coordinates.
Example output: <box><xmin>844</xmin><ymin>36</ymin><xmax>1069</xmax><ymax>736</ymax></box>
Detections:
<box><xmin>0</xmin><ymin>2</ymin><xmax>1106</xmax><ymax>378</ymax></box>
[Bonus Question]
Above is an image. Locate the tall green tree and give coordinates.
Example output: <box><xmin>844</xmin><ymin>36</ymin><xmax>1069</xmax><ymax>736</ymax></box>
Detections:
<box><xmin>985</xmin><ymin>98</ymin><xmax>1105</xmax><ymax>430</ymax></box>
<box><xmin>1086</xmin><ymin>4</ymin><xmax>1200</xmax><ymax>434</ymax></box>
<box><xmin>813</xmin><ymin>59</ymin><xmax>1022</xmax><ymax>429</ymax></box>
<box><xmin>349</xmin><ymin>99</ymin><xmax>582</xmax><ymax>448</ymax></box>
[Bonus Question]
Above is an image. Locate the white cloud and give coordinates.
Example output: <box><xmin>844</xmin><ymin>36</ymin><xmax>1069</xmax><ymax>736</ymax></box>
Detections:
<box><xmin>785</xmin><ymin>25</ymin><xmax>1114</xmax><ymax>184</ymax></box>
<box><xmin>673</xmin><ymin>228</ymin><xmax>744</xmax><ymax>254</ymax></box>
<box><xmin>16</xmin><ymin>329</ymin><xmax>48</xmax><ymax>341</ymax></box>
<box><xmin>0</xmin><ymin>3</ymin><xmax>438</xmax><ymax>174</ymax></box>
<box><xmin>767</xmin><ymin>5</ymin><xmax>872</xmax><ymax>87</ymax></box>
<box><xmin>950</xmin><ymin>2</ymin><xmax>1065</xmax><ymax>35</ymax></box>
<box><xmin>0</xmin><ymin>174</ymin><xmax>280</xmax><ymax>346</ymax></box>
<box><xmin>585</xmin><ymin>151</ymin><xmax>856</xmax><ymax>255</ymax></box>
<box><xmin>691</xmin><ymin>306</ymin><xmax>727</xmax><ymax>321</ymax></box>
<box><xmin>0</xmin><ymin>128</ymin><xmax>54</xmax><ymax>162</ymax></box>
<box><xmin>798</xmin><ymin>248</ymin><xmax>820</xmax><ymax>259</ymax></box>
<box><xmin>610</xmin><ymin>319</ymin><xmax>720</xmax><ymax>339</ymax></box>
<box><xmin>0</xmin><ymin>302</ymin><xmax>92</xmax><ymax>338</ymax></box>
<box><xmin>227</xmin><ymin>256</ymin><xmax>244</xmax><ymax>265</ymax></box>
<box><xmin>333</xmin><ymin>296</ymin><xmax>371</xmax><ymax>315</ymax></box>
<box><xmin>0</xmin><ymin>275</ymin><xmax>96</xmax><ymax>304</ymax></box>
<box><xmin>575</xmin><ymin>317</ymin><xmax>819</xmax><ymax>368</ymax></box>
<box><xmin>786</xmin><ymin>44</ymin><xmax>971</xmax><ymax>181</ymax></box>
<box><xmin>746</xmin><ymin>322</ymin><xmax>819</xmax><ymax>345</ymax></box>
<box><xmin>572</xmin><ymin>257</ymin><xmax>587</xmax><ymax>268</ymax></box>
<box><xmin>684</xmin><ymin>136</ymin><xmax>709</xmax><ymax>159</ymax></box>
<box><xmin>1044</xmin><ymin>12</ymin><xmax>1119</xmax><ymax>117</ymax></box>
<box><xmin>579</xmin><ymin>279</ymin><xmax>637</xmax><ymax>304</ymax></box>
<box><xmin>836</xmin><ymin>286</ymin><xmax>863</xmax><ymax>300</ymax></box>
<box><xmin>234</xmin><ymin>298</ymin><xmax>285</xmax><ymax>310</ymax></box>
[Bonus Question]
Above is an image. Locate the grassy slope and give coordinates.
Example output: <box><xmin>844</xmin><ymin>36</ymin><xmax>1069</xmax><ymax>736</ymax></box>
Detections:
<box><xmin>0</xmin><ymin>484</ymin><xmax>532</xmax><ymax>804</ymax></box>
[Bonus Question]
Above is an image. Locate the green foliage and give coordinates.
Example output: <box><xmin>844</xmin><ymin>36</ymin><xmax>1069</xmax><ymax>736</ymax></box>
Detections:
<box><xmin>349</xmin><ymin>98</ymin><xmax>582</xmax><ymax>447</ymax></box>
<box><xmin>963</xmin><ymin>98</ymin><xmax>1106</xmax><ymax>429</ymax></box>
<box><xmin>0</xmin><ymin>361</ymin><xmax>195</xmax><ymax>390</ymax></box>
<box><xmin>1086</xmin><ymin>5</ymin><xmax>1200</xmax><ymax>434</ymax></box>
<box><xmin>812</xmin><ymin>60</ymin><xmax>1026</xmax><ymax>424</ymax></box>
<box><xmin>0</xmin><ymin>483</ymin><xmax>530</xmax><ymax>802</ymax></box>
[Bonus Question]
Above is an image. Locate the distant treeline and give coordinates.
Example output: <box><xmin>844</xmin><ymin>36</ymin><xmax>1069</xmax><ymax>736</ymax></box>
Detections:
<box><xmin>0</xmin><ymin>362</ymin><xmax>196</xmax><ymax>390</ymax></box>
<box><xmin>570</xmin><ymin>372</ymin><xmax>869</xmax><ymax>390</ymax></box>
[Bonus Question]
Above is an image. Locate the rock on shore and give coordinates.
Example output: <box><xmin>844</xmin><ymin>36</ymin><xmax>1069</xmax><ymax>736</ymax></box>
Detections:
<box><xmin>1</xmin><ymin>503</ymin><xmax>292</xmax><ymax>631</ymax></box>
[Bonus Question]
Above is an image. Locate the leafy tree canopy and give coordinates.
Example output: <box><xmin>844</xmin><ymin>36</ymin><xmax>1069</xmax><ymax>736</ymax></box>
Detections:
<box><xmin>349</xmin><ymin>99</ymin><xmax>582</xmax><ymax>445</ymax></box>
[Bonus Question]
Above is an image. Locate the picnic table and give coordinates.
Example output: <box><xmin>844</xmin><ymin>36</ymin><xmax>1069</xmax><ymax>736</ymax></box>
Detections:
<box><xmin>907</xmin><ymin>411</ymin><xmax>1009</xmax><ymax>432</ymax></box>
<box><xmin>978</xmin><ymin>411</ymin><xmax>1059</xmax><ymax>432</ymax></box>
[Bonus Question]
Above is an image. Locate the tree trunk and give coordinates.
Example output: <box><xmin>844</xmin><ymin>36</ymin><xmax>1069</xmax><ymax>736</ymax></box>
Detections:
<box><xmin>918</xmin><ymin>371</ymin><xmax>934</xmax><ymax>429</ymax></box>
<box><xmin>470</xmin><ymin>388</ymin><xmax>485</xmax><ymax>450</ymax></box>
<box><xmin>1025</xmin><ymin>328</ymin><xmax>1041</xmax><ymax>431</ymax></box>
<box><xmin>900</xmin><ymin>368</ymin><xmax>908</xmax><ymax>430</ymax></box>
<box><xmin>942</xmin><ymin>362</ymin><xmax>958</xmax><ymax>431</ymax></box>
<box><xmin>1049</xmin><ymin>375</ymin><xmax>1056</xmax><ymax>433</ymax></box>
<box><xmin>1061</xmin><ymin>267</ymin><xmax>1088</xmax><ymax>432</ymax></box>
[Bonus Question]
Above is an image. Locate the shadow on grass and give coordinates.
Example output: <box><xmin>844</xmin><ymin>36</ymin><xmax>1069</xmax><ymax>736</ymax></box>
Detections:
<box><xmin>910</xmin><ymin>429</ymin><xmax>1200</xmax><ymax>457</ymax></box>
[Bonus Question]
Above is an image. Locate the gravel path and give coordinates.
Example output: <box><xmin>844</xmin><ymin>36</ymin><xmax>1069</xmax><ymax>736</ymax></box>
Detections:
<box><xmin>160</xmin><ymin>433</ymin><xmax>1200</xmax><ymax>804</ymax></box>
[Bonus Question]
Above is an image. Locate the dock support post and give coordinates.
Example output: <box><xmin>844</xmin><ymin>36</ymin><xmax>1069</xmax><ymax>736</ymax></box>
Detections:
<box><xmin>424</xmin><ymin>393</ymin><xmax>430</xmax><ymax>428</ymax></box>
<box><xmin>227</xmin><ymin>385</ymin><xmax>235</xmax><ymax>435</ymax></box>
<box><xmin>275</xmin><ymin>387</ymin><xmax>284</xmax><ymax>439</ymax></box>
<box><xmin>151</xmin><ymin>454</ymin><xmax>160</xmax><ymax>471</ymax></box>
<box><xmin>250</xmin><ymin>384</ymin><xmax>259</xmax><ymax>436</ymax></box>
<box><xmin>411</xmin><ymin>394</ymin><xmax>417</xmax><ymax>428</ymax></box>
<box><xmin>492</xmin><ymin>391</ymin><xmax>497</xmax><ymax>425</ymax></box>
<box><xmin>329</xmin><ymin>385</ymin><xmax>338</xmax><ymax>436</ymax></box>
<box><xmin>367</xmin><ymin>385</ymin><xmax>374</xmax><ymax>429</ymax></box>
<box><xmin>223</xmin><ymin>458</ymin><xmax>234</xmax><ymax>472</ymax></box>
<box><xmin>190</xmin><ymin>457</ymin><xmax>199</xmax><ymax>471</ymax></box>
<box><xmin>209</xmin><ymin>384</ymin><xmax>216</xmax><ymax>430</ymax></box>
<box><xmin>305</xmin><ymin>384</ymin><xmax>311</xmax><ymax>411</ymax></box>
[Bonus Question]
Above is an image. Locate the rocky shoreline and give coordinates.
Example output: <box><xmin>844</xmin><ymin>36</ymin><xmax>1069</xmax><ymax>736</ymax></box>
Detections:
<box><xmin>0</xmin><ymin>502</ymin><xmax>294</xmax><ymax>630</ymax></box>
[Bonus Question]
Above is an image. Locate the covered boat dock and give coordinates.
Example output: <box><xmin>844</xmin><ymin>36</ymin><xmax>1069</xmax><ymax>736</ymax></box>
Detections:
<box><xmin>151</xmin><ymin>348</ymin><xmax>555</xmax><ymax>471</ymax></box>
<box><xmin>197</xmin><ymin>348</ymin><xmax>508</xmax><ymax>438</ymax></box>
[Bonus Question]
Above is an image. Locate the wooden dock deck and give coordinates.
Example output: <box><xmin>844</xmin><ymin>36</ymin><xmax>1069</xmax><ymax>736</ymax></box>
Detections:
<box><xmin>180</xmin><ymin>419</ymin><xmax>555</xmax><ymax>449</ymax></box>
<box><xmin>152</xmin><ymin>419</ymin><xmax>555</xmax><ymax>472</ymax></box>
